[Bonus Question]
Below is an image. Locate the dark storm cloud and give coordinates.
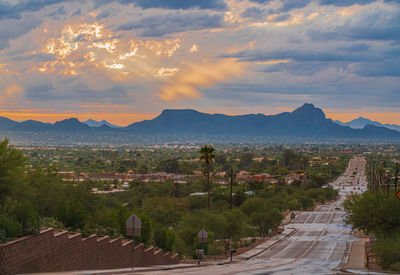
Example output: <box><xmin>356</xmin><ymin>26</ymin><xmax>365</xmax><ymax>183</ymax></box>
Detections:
<box><xmin>223</xmin><ymin>48</ymin><xmax>379</xmax><ymax>63</ymax></box>
<box><xmin>96</xmin><ymin>9</ymin><xmax>111</xmax><ymax>19</ymax></box>
<box><xmin>25</xmin><ymin>80</ymin><xmax>128</xmax><ymax>102</ymax></box>
<box><xmin>116</xmin><ymin>11</ymin><xmax>223</xmax><ymax>37</ymax></box>
<box><xmin>48</xmin><ymin>6</ymin><xmax>67</xmax><ymax>19</ymax></box>
<box><xmin>223</xmin><ymin>37</ymin><xmax>400</xmax><ymax>78</ymax></box>
<box><xmin>250</xmin><ymin>0</ymin><xmax>399</xmax><ymax>13</ymax></box>
<box><xmin>96</xmin><ymin>0</ymin><xmax>227</xmax><ymax>10</ymax></box>
<box><xmin>320</xmin><ymin>0</ymin><xmax>400</xmax><ymax>6</ymax></box>
<box><xmin>241</xmin><ymin>7</ymin><xmax>266</xmax><ymax>19</ymax></box>
<box><xmin>0</xmin><ymin>0</ymin><xmax>68</xmax><ymax>20</ymax></box>
<box><xmin>0</xmin><ymin>16</ymin><xmax>42</xmax><ymax>50</ymax></box>
<box><xmin>308</xmin><ymin>7</ymin><xmax>400</xmax><ymax>42</ymax></box>
<box><xmin>259</xmin><ymin>62</ymin><xmax>333</xmax><ymax>76</ymax></box>
<box><xmin>71</xmin><ymin>8</ymin><xmax>81</xmax><ymax>16</ymax></box>
<box><xmin>13</xmin><ymin>53</ymin><xmax>55</xmax><ymax>62</ymax></box>
<box><xmin>319</xmin><ymin>0</ymin><xmax>376</xmax><ymax>6</ymax></box>
<box><xmin>131</xmin><ymin>0</ymin><xmax>227</xmax><ymax>10</ymax></box>
<box><xmin>272</xmin><ymin>13</ymin><xmax>291</xmax><ymax>22</ymax></box>
<box><xmin>352</xmin><ymin>60</ymin><xmax>400</xmax><ymax>77</ymax></box>
<box><xmin>336</xmin><ymin>43</ymin><xmax>370</xmax><ymax>53</ymax></box>
<box><xmin>249</xmin><ymin>0</ymin><xmax>312</xmax><ymax>13</ymax></box>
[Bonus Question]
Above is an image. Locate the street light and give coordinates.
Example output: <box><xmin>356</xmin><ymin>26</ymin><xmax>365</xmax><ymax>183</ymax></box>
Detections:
<box><xmin>126</xmin><ymin>214</ymin><xmax>141</xmax><ymax>270</ymax></box>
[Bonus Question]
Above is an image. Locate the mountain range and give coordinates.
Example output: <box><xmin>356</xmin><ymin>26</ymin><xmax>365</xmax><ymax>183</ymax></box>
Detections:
<box><xmin>335</xmin><ymin>117</ymin><xmax>400</xmax><ymax>132</ymax></box>
<box><xmin>82</xmin><ymin>119</ymin><xmax>121</xmax><ymax>128</ymax></box>
<box><xmin>0</xmin><ymin>103</ymin><xmax>399</xmax><ymax>145</ymax></box>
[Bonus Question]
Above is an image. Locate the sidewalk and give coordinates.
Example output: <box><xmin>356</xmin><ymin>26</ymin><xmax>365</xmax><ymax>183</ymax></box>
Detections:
<box><xmin>339</xmin><ymin>238</ymin><xmax>368</xmax><ymax>273</ymax></box>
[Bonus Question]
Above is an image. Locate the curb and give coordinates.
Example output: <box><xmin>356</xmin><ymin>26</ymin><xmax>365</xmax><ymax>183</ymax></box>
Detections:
<box><xmin>243</xmin><ymin>228</ymin><xmax>297</xmax><ymax>260</ymax></box>
<box><xmin>214</xmin><ymin>227</ymin><xmax>298</xmax><ymax>266</ymax></box>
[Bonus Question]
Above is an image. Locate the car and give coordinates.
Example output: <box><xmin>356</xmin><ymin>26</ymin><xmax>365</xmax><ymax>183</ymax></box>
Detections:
<box><xmin>335</xmin><ymin>206</ymin><xmax>340</xmax><ymax>210</ymax></box>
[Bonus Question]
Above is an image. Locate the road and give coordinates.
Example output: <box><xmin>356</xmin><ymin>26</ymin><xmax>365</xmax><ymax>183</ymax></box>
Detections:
<box><xmin>142</xmin><ymin>156</ymin><xmax>368</xmax><ymax>275</ymax></box>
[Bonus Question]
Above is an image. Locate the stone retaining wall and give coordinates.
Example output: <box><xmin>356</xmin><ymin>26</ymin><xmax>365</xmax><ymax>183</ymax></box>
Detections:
<box><xmin>0</xmin><ymin>228</ymin><xmax>179</xmax><ymax>274</ymax></box>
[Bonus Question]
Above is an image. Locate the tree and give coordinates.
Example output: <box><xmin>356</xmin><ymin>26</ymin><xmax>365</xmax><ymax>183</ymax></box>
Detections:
<box><xmin>250</xmin><ymin>208</ymin><xmax>282</xmax><ymax>236</ymax></box>
<box><xmin>137</xmin><ymin>213</ymin><xmax>153</xmax><ymax>245</ymax></box>
<box><xmin>0</xmin><ymin>138</ymin><xmax>26</xmax><ymax>201</ymax></box>
<box><xmin>200</xmin><ymin>145</ymin><xmax>215</xmax><ymax>210</ymax></box>
<box><xmin>344</xmin><ymin>191</ymin><xmax>400</xmax><ymax>237</ymax></box>
<box><xmin>158</xmin><ymin>158</ymin><xmax>179</xmax><ymax>174</ymax></box>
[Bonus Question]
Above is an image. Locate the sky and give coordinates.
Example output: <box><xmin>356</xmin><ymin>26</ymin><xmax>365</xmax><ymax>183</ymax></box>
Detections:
<box><xmin>0</xmin><ymin>0</ymin><xmax>399</xmax><ymax>126</ymax></box>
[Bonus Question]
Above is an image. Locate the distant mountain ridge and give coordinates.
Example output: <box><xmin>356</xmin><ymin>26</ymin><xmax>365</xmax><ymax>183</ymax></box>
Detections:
<box><xmin>335</xmin><ymin>117</ymin><xmax>400</xmax><ymax>132</ymax></box>
<box><xmin>123</xmin><ymin>103</ymin><xmax>399</xmax><ymax>138</ymax></box>
<box><xmin>0</xmin><ymin>103</ymin><xmax>399</xmax><ymax>144</ymax></box>
<box><xmin>82</xmin><ymin>119</ymin><xmax>121</xmax><ymax>128</ymax></box>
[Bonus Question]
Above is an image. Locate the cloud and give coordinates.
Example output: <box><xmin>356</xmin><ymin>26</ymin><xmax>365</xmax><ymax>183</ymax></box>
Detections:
<box><xmin>0</xmin><ymin>0</ymin><xmax>68</xmax><ymax>20</ymax></box>
<box><xmin>271</xmin><ymin>13</ymin><xmax>291</xmax><ymax>22</ymax></box>
<box><xmin>223</xmin><ymin>47</ymin><xmax>378</xmax><ymax>63</ymax></box>
<box><xmin>241</xmin><ymin>7</ymin><xmax>266</xmax><ymax>19</ymax></box>
<box><xmin>48</xmin><ymin>6</ymin><xmax>67</xmax><ymax>19</ymax></box>
<box><xmin>0</xmin><ymin>84</ymin><xmax>23</xmax><ymax>105</ymax></box>
<box><xmin>249</xmin><ymin>0</ymin><xmax>312</xmax><ymax>13</ymax></box>
<box><xmin>160</xmin><ymin>59</ymin><xmax>246</xmax><ymax>101</ymax></box>
<box><xmin>128</xmin><ymin>0</ymin><xmax>227</xmax><ymax>10</ymax></box>
<box><xmin>308</xmin><ymin>4</ymin><xmax>400</xmax><ymax>42</ymax></box>
<box><xmin>190</xmin><ymin>44</ymin><xmax>198</xmax><ymax>53</ymax></box>
<box><xmin>157</xmin><ymin>67</ymin><xmax>179</xmax><ymax>77</ymax></box>
<box><xmin>0</xmin><ymin>16</ymin><xmax>42</xmax><ymax>50</ymax></box>
<box><xmin>0</xmin><ymin>0</ymin><xmax>399</xmax><ymax>121</ymax></box>
<box><xmin>116</xmin><ymin>11</ymin><xmax>223</xmax><ymax>37</ymax></box>
<box><xmin>351</xmin><ymin>60</ymin><xmax>400</xmax><ymax>77</ymax></box>
<box><xmin>37</xmin><ymin>22</ymin><xmax>184</xmax><ymax>79</ymax></box>
<box><xmin>319</xmin><ymin>0</ymin><xmax>376</xmax><ymax>7</ymax></box>
<box><xmin>71</xmin><ymin>8</ymin><xmax>81</xmax><ymax>16</ymax></box>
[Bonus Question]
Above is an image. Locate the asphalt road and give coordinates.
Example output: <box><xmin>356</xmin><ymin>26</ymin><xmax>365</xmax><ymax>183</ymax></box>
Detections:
<box><xmin>137</xmin><ymin>156</ymin><xmax>368</xmax><ymax>275</ymax></box>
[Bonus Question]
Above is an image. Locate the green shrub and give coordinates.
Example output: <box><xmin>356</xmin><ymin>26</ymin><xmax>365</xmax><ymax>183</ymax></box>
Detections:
<box><xmin>0</xmin><ymin>213</ymin><xmax>22</xmax><ymax>241</ymax></box>
<box><xmin>373</xmin><ymin>237</ymin><xmax>400</xmax><ymax>271</ymax></box>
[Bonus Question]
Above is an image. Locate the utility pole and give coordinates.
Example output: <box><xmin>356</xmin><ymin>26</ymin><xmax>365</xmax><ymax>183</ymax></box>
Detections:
<box><xmin>395</xmin><ymin>163</ymin><xmax>398</xmax><ymax>192</ymax></box>
<box><xmin>230</xmin><ymin>168</ymin><xmax>234</xmax><ymax>211</ymax></box>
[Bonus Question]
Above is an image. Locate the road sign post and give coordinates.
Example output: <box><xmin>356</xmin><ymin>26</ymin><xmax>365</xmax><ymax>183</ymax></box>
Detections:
<box><xmin>230</xmin><ymin>249</ymin><xmax>236</xmax><ymax>263</ymax></box>
<box><xmin>197</xmin><ymin>229</ymin><xmax>208</xmax><ymax>265</ymax></box>
<box><xmin>126</xmin><ymin>214</ymin><xmax>141</xmax><ymax>270</ymax></box>
<box><xmin>290</xmin><ymin>212</ymin><xmax>296</xmax><ymax>227</ymax></box>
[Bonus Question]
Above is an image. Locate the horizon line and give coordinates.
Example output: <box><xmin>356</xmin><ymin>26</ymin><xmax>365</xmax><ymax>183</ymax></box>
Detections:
<box><xmin>1</xmin><ymin>106</ymin><xmax>400</xmax><ymax>127</ymax></box>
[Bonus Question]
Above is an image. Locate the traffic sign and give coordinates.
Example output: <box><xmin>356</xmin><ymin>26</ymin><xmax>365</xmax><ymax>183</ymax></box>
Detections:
<box><xmin>395</xmin><ymin>190</ymin><xmax>400</xmax><ymax>200</ymax></box>
<box><xmin>126</xmin><ymin>214</ymin><xmax>141</xmax><ymax>236</ymax></box>
<box><xmin>126</xmin><ymin>214</ymin><xmax>142</xmax><ymax>271</ymax></box>
<box><xmin>198</xmin><ymin>229</ymin><xmax>208</xmax><ymax>243</ymax></box>
<box><xmin>196</xmin><ymin>249</ymin><xmax>205</xmax><ymax>255</ymax></box>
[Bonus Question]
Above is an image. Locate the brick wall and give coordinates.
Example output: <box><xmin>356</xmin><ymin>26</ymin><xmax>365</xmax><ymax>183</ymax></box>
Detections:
<box><xmin>0</xmin><ymin>228</ymin><xmax>179</xmax><ymax>274</ymax></box>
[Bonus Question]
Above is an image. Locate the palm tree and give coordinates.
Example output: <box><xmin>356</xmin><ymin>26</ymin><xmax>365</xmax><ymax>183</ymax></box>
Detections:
<box><xmin>200</xmin><ymin>145</ymin><xmax>215</xmax><ymax>210</ymax></box>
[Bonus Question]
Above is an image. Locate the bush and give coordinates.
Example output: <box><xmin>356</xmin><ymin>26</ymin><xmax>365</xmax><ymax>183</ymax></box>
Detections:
<box><xmin>39</xmin><ymin>217</ymin><xmax>65</xmax><ymax>230</ymax></box>
<box><xmin>208</xmin><ymin>244</ymin><xmax>224</xmax><ymax>256</ymax></box>
<box><xmin>373</xmin><ymin>237</ymin><xmax>400</xmax><ymax>271</ymax></box>
<box><xmin>0</xmin><ymin>213</ymin><xmax>22</xmax><ymax>241</ymax></box>
<box><xmin>153</xmin><ymin>224</ymin><xmax>175</xmax><ymax>252</ymax></box>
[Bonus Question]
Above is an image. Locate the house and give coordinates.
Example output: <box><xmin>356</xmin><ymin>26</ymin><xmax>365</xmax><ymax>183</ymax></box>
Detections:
<box><xmin>57</xmin><ymin>171</ymin><xmax>76</xmax><ymax>181</ymax></box>
<box><xmin>85</xmin><ymin>173</ymin><xmax>131</xmax><ymax>183</ymax></box>
<box><xmin>238</xmin><ymin>170</ymin><xmax>249</xmax><ymax>178</ymax></box>
<box><xmin>285</xmin><ymin>173</ymin><xmax>301</xmax><ymax>185</ymax></box>
<box><xmin>250</xmin><ymin>173</ymin><xmax>272</xmax><ymax>183</ymax></box>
